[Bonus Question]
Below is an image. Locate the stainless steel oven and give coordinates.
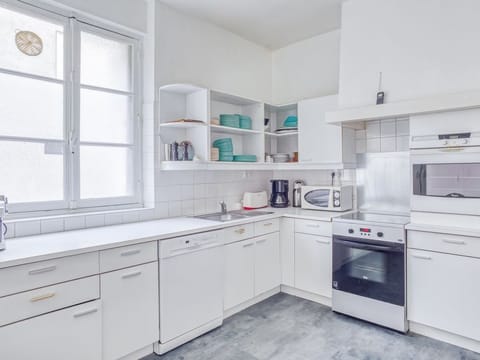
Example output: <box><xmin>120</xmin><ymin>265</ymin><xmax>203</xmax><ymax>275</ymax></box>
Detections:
<box><xmin>332</xmin><ymin>213</ymin><xmax>408</xmax><ymax>332</ymax></box>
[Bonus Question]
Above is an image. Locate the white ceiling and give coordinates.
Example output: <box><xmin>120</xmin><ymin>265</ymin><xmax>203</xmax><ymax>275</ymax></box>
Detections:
<box><xmin>158</xmin><ymin>0</ymin><xmax>343</xmax><ymax>50</ymax></box>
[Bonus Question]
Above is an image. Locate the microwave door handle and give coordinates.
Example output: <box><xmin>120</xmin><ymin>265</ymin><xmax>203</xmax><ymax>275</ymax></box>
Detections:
<box><xmin>334</xmin><ymin>238</ymin><xmax>399</xmax><ymax>252</ymax></box>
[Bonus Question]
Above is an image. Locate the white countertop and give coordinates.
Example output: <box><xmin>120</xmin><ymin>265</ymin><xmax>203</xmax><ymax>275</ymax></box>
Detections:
<box><xmin>0</xmin><ymin>208</ymin><xmax>349</xmax><ymax>269</ymax></box>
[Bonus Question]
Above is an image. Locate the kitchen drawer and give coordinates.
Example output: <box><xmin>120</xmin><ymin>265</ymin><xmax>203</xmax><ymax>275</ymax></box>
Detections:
<box><xmin>295</xmin><ymin>219</ymin><xmax>331</xmax><ymax>237</ymax></box>
<box><xmin>0</xmin><ymin>252</ymin><xmax>99</xmax><ymax>298</ymax></box>
<box><xmin>254</xmin><ymin>218</ymin><xmax>279</xmax><ymax>236</ymax></box>
<box><xmin>0</xmin><ymin>275</ymin><xmax>99</xmax><ymax>327</ymax></box>
<box><xmin>100</xmin><ymin>241</ymin><xmax>157</xmax><ymax>273</ymax></box>
<box><xmin>408</xmin><ymin>231</ymin><xmax>480</xmax><ymax>258</ymax></box>
<box><xmin>224</xmin><ymin>223</ymin><xmax>255</xmax><ymax>244</ymax></box>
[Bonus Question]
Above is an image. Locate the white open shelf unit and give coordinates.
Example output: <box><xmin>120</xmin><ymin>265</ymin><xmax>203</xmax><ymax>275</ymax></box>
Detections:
<box><xmin>158</xmin><ymin>84</ymin><xmax>352</xmax><ymax>170</ymax></box>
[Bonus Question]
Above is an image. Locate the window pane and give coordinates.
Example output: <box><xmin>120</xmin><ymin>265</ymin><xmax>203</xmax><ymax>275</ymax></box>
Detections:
<box><xmin>81</xmin><ymin>31</ymin><xmax>132</xmax><ymax>91</ymax></box>
<box><xmin>80</xmin><ymin>146</ymin><xmax>134</xmax><ymax>199</ymax></box>
<box><xmin>0</xmin><ymin>5</ymin><xmax>64</xmax><ymax>79</ymax></box>
<box><xmin>80</xmin><ymin>89</ymin><xmax>133</xmax><ymax>144</ymax></box>
<box><xmin>0</xmin><ymin>140</ymin><xmax>64</xmax><ymax>203</ymax></box>
<box><xmin>0</xmin><ymin>73</ymin><xmax>63</xmax><ymax>139</ymax></box>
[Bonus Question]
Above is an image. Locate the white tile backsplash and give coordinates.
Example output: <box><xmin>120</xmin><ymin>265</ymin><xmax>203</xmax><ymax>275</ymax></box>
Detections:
<box><xmin>85</xmin><ymin>214</ymin><xmax>105</xmax><ymax>228</ymax></box>
<box><xmin>357</xmin><ymin>118</ymin><xmax>410</xmax><ymax>153</ymax></box>
<box><xmin>41</xmin><ymin>218</ymin><xmax>65</xmax><ymax>234</ymax></box>
<box><xmin>64</xmin><ymin>216</ymin><xmax>86</xmax><ymax>231</ymax></box>
<box><xmin>16</xmin><ymin>220</ymin><xmax>41</xmax><ymax>237</ymax></box>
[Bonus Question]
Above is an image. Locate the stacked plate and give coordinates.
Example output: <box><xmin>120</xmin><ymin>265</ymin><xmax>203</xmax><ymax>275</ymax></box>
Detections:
<box><xmin>239</xmin><ymin>115</ymin><xmax>252</xmax><ymax>129</ymax></box>
<box><xmin>283</xmin><ymin>115</ymin><xmax>298</xmax><ymax>128</ymax></box>
<box><xmin>220</xmin><ymin>114</ymin><xmax>240</xmax><ymax>128</ymax></box>
<box><xmin>213</xmin><ymin>138</ymin><xmax>234</xmax><ymax>161</ymax></box>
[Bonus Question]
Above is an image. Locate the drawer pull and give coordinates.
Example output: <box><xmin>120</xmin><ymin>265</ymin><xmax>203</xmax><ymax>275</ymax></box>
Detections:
<box><xmin>316</xmin><ymin>239</ymin><xmax>330</xmax><ymax>245</ymax></box>
<box><xmin>243</xmin><ymin>243</ymin><xmax>254</xmax><ymax>248</ymax></box>
<box><xmin>263</xmin><ymin>222</ymin><xmax>273</xmax><ymax>227</ymax></box>
<box><xmin>121</xmin><ymin>271</ymin><xmax>142</xmax><ymax>279</ymax></box>
<box><xmin>73</xmin><ymin>308</ymin><xmax>98</xmax><ymax>318</ymax></box>
<box><xmin>307</xmin><ymin>224</ymin><xmax>320</xmax><ymax>228</ymax></box>
<box><xmin>412</xmin><ymin>254</ymin><xmax>432</xmax><ymax>260</ymax></box>
<box><xmin>30</xmin><ymin>293</ymin><xmax>56</xmax><ymax>302</ymax></box>
<box><xmin>256</xmin><ymin>239</ymin><xmax>267</xmax><ymax>244</ymax></box>
<box><xmin>442</xmin><ymin>238</ymin><xmax>466</xmax><ymax>245</ymax></box>
<box><xmin>121</xmin><ymin>249</ymin><xmax>141</xmax><ymax>257</ymax></box>
<box><xmin>28</xmin><ymin>265</ymin><xmax>57</xmax><ymax>275</ymax></box>
<box><xmin>235</xmin><ymin>228</ymin><xmax>246</xmax><ymax>235</ymax></box>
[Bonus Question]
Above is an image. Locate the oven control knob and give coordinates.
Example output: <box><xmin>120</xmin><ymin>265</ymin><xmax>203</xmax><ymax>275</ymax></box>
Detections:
<box><xmin>442</xmin><ymin>140</ymin><xmax>449</xmax><ymax>146</ymax></box>
<box><xmin>334</xmin><ymin>200</ymin><xmax>340</xmax><ymax>206</ymax></box>
<box><xmin>377</xmin><ymin>232</ymin><xmax>384</xmax><ymax>237</ymax></box>
<box><xmin>334</xmin><ymin>191</ymin><xmax>340</xmax><ymax>199</ymax></box>
<box><xmin>463</xmin><ymin>139</ymin><xmax>469</xmax><ymax>145</ymax></box>
<box><xmin>348</xmin><ymin>229</ymin><xmax>354</xmax><ymax>234</ymax></box>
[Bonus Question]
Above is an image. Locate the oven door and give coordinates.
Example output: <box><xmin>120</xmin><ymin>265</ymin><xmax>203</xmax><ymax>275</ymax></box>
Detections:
<box><xmin>411</xmin><ymin>147</ymin><xmax>480</xmax><ymax>215</ymax></box>
<box><xmin>332</xmin><ymin>236</ymin><xmax>405</xmax><ymax>306</ymax></box>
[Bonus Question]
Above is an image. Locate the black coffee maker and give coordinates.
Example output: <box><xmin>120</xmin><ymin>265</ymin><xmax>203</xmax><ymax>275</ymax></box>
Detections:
<box><xmin>270</xmin><ymin>180</ymin><xmax>289</xmax><ymax>208</ymax></box>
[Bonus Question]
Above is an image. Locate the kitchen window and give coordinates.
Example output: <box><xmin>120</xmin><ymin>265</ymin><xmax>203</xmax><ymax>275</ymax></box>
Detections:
<box><xmin>0</xmin><ymin>2</ymin><xmax>142</xmax><ymax>215</ymax></box>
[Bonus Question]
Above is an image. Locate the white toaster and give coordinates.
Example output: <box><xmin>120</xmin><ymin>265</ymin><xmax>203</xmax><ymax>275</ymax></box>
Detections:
<box><xmin>243</xmin><ymin>191</ymin><xmax>268</xmax><ymax>210</ymax></box>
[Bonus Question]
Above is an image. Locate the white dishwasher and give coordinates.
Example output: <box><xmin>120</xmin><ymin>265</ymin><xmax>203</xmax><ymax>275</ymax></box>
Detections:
<box><xmin>156</xmin><ymin>230</ymin><xmax>224</xmax><ymax>354</ymax></box>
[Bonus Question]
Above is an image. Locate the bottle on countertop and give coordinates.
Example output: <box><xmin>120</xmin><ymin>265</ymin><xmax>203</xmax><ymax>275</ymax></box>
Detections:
<box><xmin>292</xmin><ymin>180</ymin><xmax>305</xmax><ymax>208</ymax></box>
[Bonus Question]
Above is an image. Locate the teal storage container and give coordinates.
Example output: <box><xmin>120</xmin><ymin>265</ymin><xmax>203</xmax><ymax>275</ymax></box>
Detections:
<box><xmin>239</xmin><ymin>115</ymin><xmax>252</xmax><ymax>129</ymax></box>
<box><xmin>233</xmin><ymin>155</ymin><xmax>257</xmax><ymax>162</ymax></box>
<box><xmin>220</xmin><ymin>114</ymin><xmax>240</xmax><ymax>128</ymax></box>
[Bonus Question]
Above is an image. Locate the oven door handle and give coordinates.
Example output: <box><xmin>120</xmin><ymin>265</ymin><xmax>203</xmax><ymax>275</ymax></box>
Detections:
<box><xmin>334</xmin><ymin>238</ymin><xmax>401</xmax><ymax>252</ymax></box>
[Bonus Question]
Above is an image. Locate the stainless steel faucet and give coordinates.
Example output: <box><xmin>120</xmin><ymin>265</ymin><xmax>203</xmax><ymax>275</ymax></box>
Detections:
<box><xmin>0</xmin><ymin>195</ymin><xmax>8</xmax><ymax>251</ymax></box>
<box><xmin>219</xmin><ymin>201</ymin><xmax>227</xmax><ymax>215</ymax></box>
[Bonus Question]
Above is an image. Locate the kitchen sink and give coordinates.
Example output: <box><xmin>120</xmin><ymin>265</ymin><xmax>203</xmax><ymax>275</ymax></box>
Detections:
<box><xmin>194</xmin><ymin>210</ymin><xmax>273</xmax><ymax>222</ymax></box>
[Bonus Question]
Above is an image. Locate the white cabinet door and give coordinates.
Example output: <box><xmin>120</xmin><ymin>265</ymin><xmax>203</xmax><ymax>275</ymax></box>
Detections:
<box><xmin>295</xmin><ymin>233</ymin><xmax>332</xmax><ymax>298</ymax></box>
<box><xmin>254</xmin><ymin>232</ymin><xmax>281</xmax><ymax>295</ymax></box>
<box><xmin>0</xmin><ymin>300</ymin><xmax>102</xmax><ymax>360</ymax></box>
<box><xmin>280</xmin><ymin>218</ymin><xmax>295</xmax><ymax>287</ymax></box>
<box><xmin>224</xmin><ymin>239</ymin><xmax>255</xmax><ymax>310</ymax></box>
<box><xmin>407</xmin><ymin>249</ymin><xmax>480</xmax><ymax>341</ymax></box>
<box><xmin>102</xmin><ymin>262</ymin><xmax>159</xmax><ymax>360</ymax></box>
<box><xmin>298</xmin><ymin>95</ymin><xmax>354</xmax><ymax>164</ymax></box>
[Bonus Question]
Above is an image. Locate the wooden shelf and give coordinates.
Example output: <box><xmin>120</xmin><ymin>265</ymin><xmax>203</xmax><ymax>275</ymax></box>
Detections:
<box><xmin>210</xmin><ymin>125</ymin><xmax>262</xmax><ymax>135</ymax></box>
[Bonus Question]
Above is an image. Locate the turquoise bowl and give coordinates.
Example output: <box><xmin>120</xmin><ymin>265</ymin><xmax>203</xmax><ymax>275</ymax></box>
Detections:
<box><xmin>219</xmin><ymin>154</ymin><xmax>234</xmax><ymax>161</ymax></box>
<box><xmin>283</xmin><ymin>115</ymin><xmax>298</xmax><ymax>127</ymax></box>
<box><xmin>239</xmin><ymin>115</ymin><xmax>252</xmax><ymax>129</ymax></box>
<box><xmin>220</xmin><ymin>114</ymin><xmax>240</xmax><ymax>128</ymax></box>
<box><xmin>233</xmin><ymin>155</ymin><xmax>257</xmax><ymax>162</ymax></box>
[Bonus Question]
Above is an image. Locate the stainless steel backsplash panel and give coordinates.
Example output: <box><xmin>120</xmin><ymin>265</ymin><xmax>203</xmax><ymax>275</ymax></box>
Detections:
<box><xmin>356</xmin><ymin>152</ymin><xmax>410</xmax><ymax>214</ymax></box>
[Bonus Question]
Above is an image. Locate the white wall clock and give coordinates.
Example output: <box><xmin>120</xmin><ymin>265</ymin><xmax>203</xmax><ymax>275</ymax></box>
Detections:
<box><xmin>15</xmin><ymin>30</ymin><xmax>43</xmax><ymax>56</ymax></box>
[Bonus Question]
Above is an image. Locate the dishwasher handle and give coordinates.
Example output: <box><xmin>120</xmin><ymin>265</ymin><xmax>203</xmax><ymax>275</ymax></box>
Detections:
<box><xmin>161</xmin><ymin>241</ymin><xmax>223</xmax><ymax>259</ymax></box>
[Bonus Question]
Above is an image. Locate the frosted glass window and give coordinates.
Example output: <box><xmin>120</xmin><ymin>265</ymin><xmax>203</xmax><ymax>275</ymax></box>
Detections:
<box><xmin>0</xmin><ymin>5</ymin><xmax>64</xmax><ymax>79</ymax></box>
<box><xmin>80</xmin><ymin>89</ymin><xmax>133</xmax><ymax>144</ymax></box>
<box><xmin>80</xmin><ymin>31</ymin><xmax>132</xmax><ymax>91</ymax></box>
<box><xmin>0</xmin><ymin>73</ymin><xmax>63</xmax><ymax>139</ymax></box>
<box><xmin>80</xmin><ymin>146</ymin><xmax>134</xmax><ymax>199</ymax></box>
<box><xmin>0</xmin><ymin>140</ymin><xmax>64</xmax><ymax>203</ymax></box>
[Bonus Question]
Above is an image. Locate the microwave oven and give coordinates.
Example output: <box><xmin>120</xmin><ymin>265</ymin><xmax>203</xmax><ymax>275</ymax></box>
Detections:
<box><xmin>301</xmin><ymin>186</ymin><xmax>353</xmax><ymax>211</ymax></box>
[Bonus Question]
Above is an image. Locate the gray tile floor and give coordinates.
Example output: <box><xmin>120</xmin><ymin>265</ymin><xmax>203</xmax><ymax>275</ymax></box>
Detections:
<box><xmin>144</xmin><ymin>293</ymin><xmax>480</xmax><ymax>360</ymax></box>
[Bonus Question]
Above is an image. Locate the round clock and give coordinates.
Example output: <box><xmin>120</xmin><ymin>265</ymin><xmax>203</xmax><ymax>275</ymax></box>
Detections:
<box><xmin>15</xmin><ymin>31</ymin><xmax>43</xmax><ymax>56</ymax></box>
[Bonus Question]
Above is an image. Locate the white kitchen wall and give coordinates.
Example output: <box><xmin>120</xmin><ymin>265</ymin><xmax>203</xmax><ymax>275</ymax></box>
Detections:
<box><xmin>155</xmin><ymin>2</ymin><xmax>272</xmax><ymax>103</ymax></box>
<box><xmin>355</xmin><ymin>118</ymin><xmax>410</xmax><ymax>154</ymax></box>
<box><xmin>272</xmin><ymin>30</ymin><xmax>340</xmax><ymax>105</ymax></box>
<box><xmin>339</xmin><ymin>0</ymin><xmax>480</xmax><ymax>108</ymax></box>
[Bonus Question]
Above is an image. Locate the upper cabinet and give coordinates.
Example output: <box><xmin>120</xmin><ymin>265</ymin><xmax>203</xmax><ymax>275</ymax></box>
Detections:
<box><xmin>298</xmin><ymin>95</ymin><xmax>355</xmax><ymax>166</ymax></box>
<box><xmin>159</xmin><ymin>85</ymin><xmax>356</xmax><ymax>170</ymax></box>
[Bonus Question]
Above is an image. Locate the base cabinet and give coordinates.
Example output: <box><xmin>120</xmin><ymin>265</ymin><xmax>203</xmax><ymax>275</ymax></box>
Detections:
<box><xmin>224</xmin><ymin>232</ymin><xmax>280</xmax><ymax>310</ymax></box>
<box><xmin>407</xmin><ymin>249</ymin><xmax>480</xmax><ymax>341</ymax></box>
<box><xmin>101</xmin><ymin>262</ymin><xmax>159</xmax><ymax>360</ymax></box>
<box><xmin>294</xmin><ymin>233</ymin><xmax>332</xmax><ymax>298</ymax></box>
<box><xmin>0</xmin><ymin>300</ymin><xmax>102</xmax><ymax>360</ymax></box>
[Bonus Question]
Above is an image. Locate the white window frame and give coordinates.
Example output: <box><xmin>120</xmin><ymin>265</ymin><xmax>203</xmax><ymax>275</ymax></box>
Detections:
<box><xmin>0</xmin><ymin>0</ymin><xmax>143</xmax><ymax>215</ymax></box>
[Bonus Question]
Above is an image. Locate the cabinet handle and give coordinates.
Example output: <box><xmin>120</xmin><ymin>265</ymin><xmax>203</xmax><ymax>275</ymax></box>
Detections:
<box><xmin>412</xmin><ymin>254</ymin><xmax>432</xmax><ymax>260</ymax></box>
<box><xmin>302</xmin><ymin>158</ymin><xmax>313</xmax><ymax>162</ymax></box>
<box><xmin>243</xmin><ymin>243</ymin><xmax>254</xmax><ymax>248</ymax></box>
<box><xmin>73</xmin><ymin>308</ymin><xmax>98</xmax><ymax>318</ymax></box>
<box><xmin>235</xmin><ymin>228</ymin><xmax>246</xmax><ymax>234</ymax></box>
<box><xmin>122</xmin><ymin>271</ymin><xmax>142</xmax><ymax>279</ymax></box>
<box><xmin>121</xmin><ymin>249</ymin><xmax>141</xmax><ymax>257</ymax></box>
<box><xmin>256</xmin><ymin>239</ymin><xmax>267</xmax><ymax>244</ymax></box>
<box><xmin>442</xmin><ymin>238</ymin><xmax>466</xmax><ymax>245</ymax></box>
<box><xmin>263</xmin><ymin>222</ymin><xmax>273</xmax><ymax>227</ymax></box>
<box><xmin>306</xmin><ymin>224</ymin><xmax>320</xmax><ymax>228</ymax></box>
<box><xmin>30</xmin><ymin>293</ymin><xmax>56</xmax><ymax>302</ymax></box>
<box><xmin>28</xmin><ymin>265</ymin><xmax>57</xmax><ymax>275</ymax></box>
<box><xmin>316</xmin><ymin>239</ymin><xmax>330</xmax><ymax>245</ymax></box>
